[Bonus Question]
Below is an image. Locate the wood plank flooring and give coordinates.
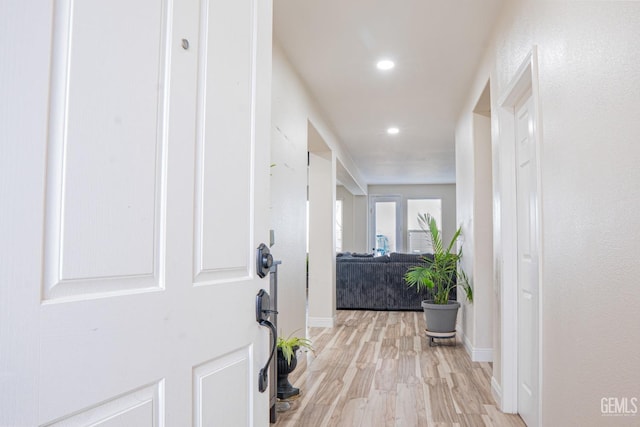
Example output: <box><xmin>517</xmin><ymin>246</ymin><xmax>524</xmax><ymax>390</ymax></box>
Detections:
<box><xmin>274</xmin><ymin>310</ymin><xmax>525</xmax><ymax>427</ymax></box>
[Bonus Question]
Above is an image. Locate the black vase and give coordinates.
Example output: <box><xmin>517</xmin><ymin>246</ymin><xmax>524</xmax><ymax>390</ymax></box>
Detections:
<box><xmin>277</xmin><ymin>346</ymin><xmax>300</xmax><ymax>399</ymax></box>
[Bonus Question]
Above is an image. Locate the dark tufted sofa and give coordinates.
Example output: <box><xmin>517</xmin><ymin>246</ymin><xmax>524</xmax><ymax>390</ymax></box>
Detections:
<box><xmin>335</xmin><ymin>252</ymin><xmax>456</xmax><ymax>311</ymax></box>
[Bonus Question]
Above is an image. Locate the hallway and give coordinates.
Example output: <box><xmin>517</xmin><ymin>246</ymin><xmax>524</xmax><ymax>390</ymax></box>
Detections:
<box><xmin>274</xmin><ymin>310</ymin><xmax>525</xmax><ymax>427</ymax></box>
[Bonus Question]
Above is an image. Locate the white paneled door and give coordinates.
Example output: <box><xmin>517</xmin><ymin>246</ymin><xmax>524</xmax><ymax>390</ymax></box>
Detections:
<box><xmin>0</xmin><ymin>0</ymin><xmax>272</xmax><ymax>425</ymax></box>
<box><xmin>515</xmin><ymin>92</ymin><xmax>540</xmax><ymax>427</ymax></box>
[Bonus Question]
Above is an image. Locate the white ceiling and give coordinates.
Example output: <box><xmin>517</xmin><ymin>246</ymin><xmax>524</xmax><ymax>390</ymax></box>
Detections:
<box><xmin>273</xmin><ymin>0</ymin><xmax>506</xmax><ymax>185</ymax></box>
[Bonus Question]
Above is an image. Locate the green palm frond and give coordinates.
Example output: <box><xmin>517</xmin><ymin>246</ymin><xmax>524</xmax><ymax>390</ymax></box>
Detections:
<box><xmin>277</xmin><ymin>332</ymin><xmax>314</xmax><ymax>364</ymax></box>
<box><xmin>404</xmin><ymin>213</ymin><xmax>473</xmax><ymax>305</ymax></box>
<box><xmin>404</xmin><ymin>265</ymin><xmax>435</xmax><ymax>290</ymax></box>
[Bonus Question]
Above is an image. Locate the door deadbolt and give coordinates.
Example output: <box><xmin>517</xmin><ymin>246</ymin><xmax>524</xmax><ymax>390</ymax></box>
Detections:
<box><xmin>256</xmin><ymin>243</ymin><xmax>272</xmax><ymax>278</ymax></box>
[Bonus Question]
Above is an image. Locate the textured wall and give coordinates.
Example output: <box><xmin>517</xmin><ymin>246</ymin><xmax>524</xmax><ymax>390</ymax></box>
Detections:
<box><xmin>455</xmin><ymin>111</ymin><xmax>494</xmax><ymax>361</ymax></box>
<box><xmin>458</xmin><ymin>1</ymin><xmax>640</xmax><ymax>424</ymax></box>
<box><xmin>270</xmin><ymin>44</ymin><xmax>311</xmax><ymax>337</ymax></box>
<box><xmin>271</xmin><ymin>43</ymin><xmax>366</xmax><ymax>335</ymax></box>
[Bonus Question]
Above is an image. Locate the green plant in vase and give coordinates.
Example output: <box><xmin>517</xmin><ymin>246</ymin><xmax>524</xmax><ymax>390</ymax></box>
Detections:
<box><xmin>404</xmin><ymin>213</ymin><xmax>472</xmax><ymax>336</ymax></box>
<box><xmin>276</xmin><ymin>332</ymin><xmax>313</xmax><ymax>399</ymax></box>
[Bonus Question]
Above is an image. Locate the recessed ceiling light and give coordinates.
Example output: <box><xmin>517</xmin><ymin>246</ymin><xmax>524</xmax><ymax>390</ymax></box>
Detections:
<box><xmin>376</xmin><ymin>59</ymin><xmax>395</xmax><ymax>71</ymax></box>
<box><xmin>387</xmin><ymin>127</ymin><xmax>399</xmax><ymax>135</ymax></box>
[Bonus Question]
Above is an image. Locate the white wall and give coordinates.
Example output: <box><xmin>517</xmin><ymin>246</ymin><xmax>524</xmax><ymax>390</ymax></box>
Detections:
<box><xmin>457</xmin><ymin>1</ymin><xmax>640</xmax><ymax>424</ymax></box>
<box><xmin>337</xmin><ymin>185</ymin><xmax>359</xmax><ymax>252</ymax></box>
<box><xmin>308</xmin><ymin>151</ymin><xmax>336</xmax><ymax>327</ymax></box>
<box><xmin>352</xmin><ymin>194</ymin><xmax>369</xmax><ymax>253</ymax></box>
<box><xmin>455</xmin><ymin>113</ymin><xmax>475</xmax><ymax>352</ymax></box>
<box><xmin>271</xmin><ymin>42</ymin><xmax>366</xmax><ymax>336</ymax></box>
<box><xmin>270</xmin><ymin>46</ymin><xmax>309</xmax><ymax>338</ymax></box>
<box><xmin>456</xmin><ymin>109</ymin><xmax>494</xmax><ymax>363</ymax></box>
<box><xmin>472</xmin><ymin>113</ymin><xmax>494</xmax><ymax>361</ymax></box>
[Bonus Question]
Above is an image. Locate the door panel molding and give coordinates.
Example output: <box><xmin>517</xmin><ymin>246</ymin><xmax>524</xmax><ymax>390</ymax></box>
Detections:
<box><xmin>43</xmin><ymin>0</ymin><xmax>171</xmax><ymax>302</ymax></box>
<box><xmin>193</xmin><ymin>346</ymin><xmax>252</xmax><ymax>427</ymax></box>
<box><xmin>193</xmin><ymin>0</ymin><xmax>258</xmax><ymax>285</ymax></box>
<box><xmin>43</xmin><ymin>381</ymin><xmax>164</xmax><ymax>427</ymax></box>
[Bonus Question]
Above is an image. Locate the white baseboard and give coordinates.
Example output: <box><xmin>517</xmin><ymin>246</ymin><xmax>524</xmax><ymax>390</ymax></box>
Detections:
<box><xmin>308</xmin><ymin>315</ymin><xmax>336</xmax><ymax>328</ymax></box>
<box><xmin>491</xmin><ymin>376</ymin><xmax>502</xmax><ymax>407</ymax></box>
<box><xmin>462</xmin><ymin>332</ymin><xmax>494</xmax><ymax>362</ymax></box>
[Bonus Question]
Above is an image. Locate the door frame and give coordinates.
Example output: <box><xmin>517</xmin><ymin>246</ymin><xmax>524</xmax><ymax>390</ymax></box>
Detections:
<box><xmin>496</xmin><ymin>46</ymin><xmax>544</xmax><ymax>424</ymax></box>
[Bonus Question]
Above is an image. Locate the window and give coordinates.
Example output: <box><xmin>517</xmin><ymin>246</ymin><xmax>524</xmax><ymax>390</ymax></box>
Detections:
<box><xmin>369</xmin><ymin>196</ymin><xmax>442</xmax><ymax>254</ymax></box>
<box><xmin>407</xmin><ymin>199</ymin><xmax>442</xmax><ymax>253</ymax></box>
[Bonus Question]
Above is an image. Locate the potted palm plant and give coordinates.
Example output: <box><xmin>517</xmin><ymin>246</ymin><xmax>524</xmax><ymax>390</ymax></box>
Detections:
<box><xmin>404</xmin><ymin>213</ymin><xmax>472</xmax><ymax>335</ymax></box>
<box><xmin>276</xmin><ymin>333</ymin><xmax>313</xmax><ymax>399</ymax></box>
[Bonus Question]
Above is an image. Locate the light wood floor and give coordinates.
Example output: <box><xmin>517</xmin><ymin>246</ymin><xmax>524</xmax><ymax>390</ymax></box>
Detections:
<box><xmin>274</xmin><ymin>310</ymin><xmax>525</xmax><ymax>427</ymax></box>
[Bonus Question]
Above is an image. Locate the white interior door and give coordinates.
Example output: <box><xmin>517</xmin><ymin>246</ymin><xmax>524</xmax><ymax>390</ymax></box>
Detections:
<box><xmin>0</xmin><ymin>0</ymin><xmax>273</xmax><ymax>425</ymax></box>
<box><xmin>515</xmin><ymin>93</ymin><xmax>540</xmax><ymax>426</ymax></box>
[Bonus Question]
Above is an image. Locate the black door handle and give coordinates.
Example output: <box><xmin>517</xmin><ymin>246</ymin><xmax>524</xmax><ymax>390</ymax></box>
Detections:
<box><xmin>256</xmin><ymin>289</ymin><xmax>277</xmax><ymax>393</ymax></box>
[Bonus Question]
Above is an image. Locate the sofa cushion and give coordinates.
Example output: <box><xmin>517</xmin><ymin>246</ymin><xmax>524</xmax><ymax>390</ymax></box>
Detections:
<box><xmin>337</xmin><ymin>254</ymin><xmax>389</xmax><ymax>263</ymax></box>
<box><xmin>388</xmin><ymin>252</ymin><xmax>426</xmax><ymax>263</ymax></box>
